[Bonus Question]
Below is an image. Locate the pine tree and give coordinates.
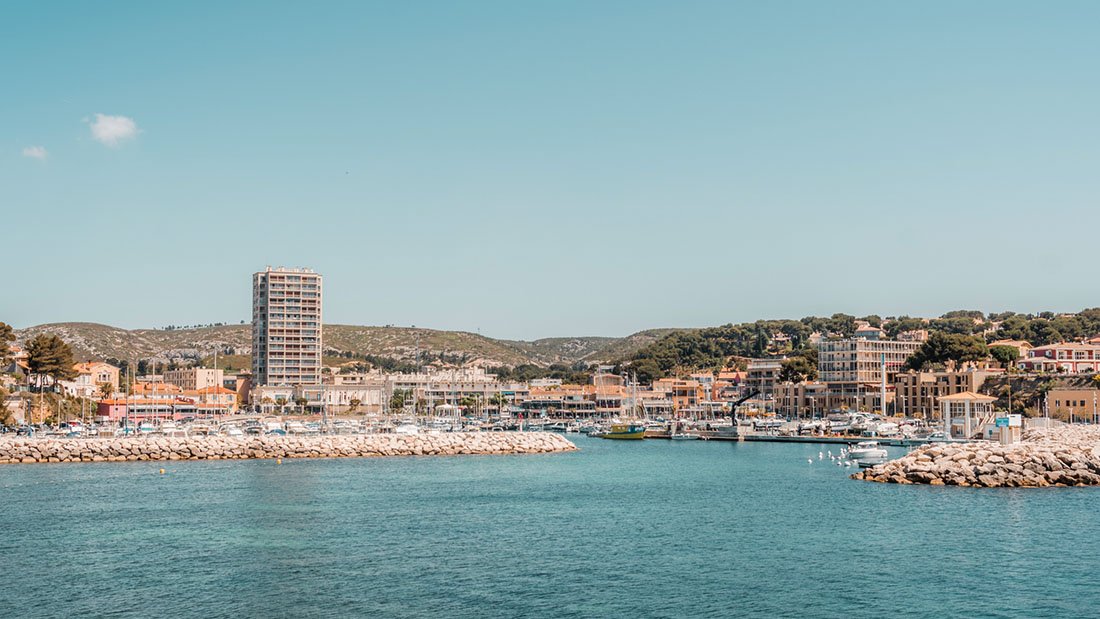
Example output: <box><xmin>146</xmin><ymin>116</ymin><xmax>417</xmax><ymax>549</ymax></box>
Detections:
<box><xmin>25</xmin><ymin>334</ymin><xmax>77</xmax><ymax>390</ymax></box>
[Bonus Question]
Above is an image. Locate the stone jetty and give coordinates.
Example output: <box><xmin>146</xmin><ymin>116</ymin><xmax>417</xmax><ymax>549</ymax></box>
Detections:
<box><xmin>852</xmin><ymin>425</ymin><xmax>1100</xmax><ymax>487</ymax></box>
<box><xmin>0</xmin><ymin>432</ymin><xmax>577</xmax><ymax>464</ymax></box>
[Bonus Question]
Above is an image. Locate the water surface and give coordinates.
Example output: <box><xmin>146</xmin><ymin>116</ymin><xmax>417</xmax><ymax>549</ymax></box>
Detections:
<box><xmin>1</xmin><ymin>436</ymin><xmax>1094</xmax><ymax>618</ymax></box>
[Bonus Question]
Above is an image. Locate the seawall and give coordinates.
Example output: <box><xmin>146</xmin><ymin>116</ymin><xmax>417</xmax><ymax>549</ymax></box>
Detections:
<box><xmin>0</xmin><ymin>432</ymin><xmax>578</xmax><ymax>464</ymax></box>
<box><xmin>852</xmin><ymin>426</ymin><xmax>1100</xmax><ymax>487</ymax></box>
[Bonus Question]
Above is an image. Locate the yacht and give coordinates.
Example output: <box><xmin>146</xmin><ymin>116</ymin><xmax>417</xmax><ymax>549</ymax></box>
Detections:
<box><xmin>284</xmin><ymin>421</ymin><xmax>308</xmax><ymax>435</ymax></box>
<box><xmin>847</xmin><ymin>441</ymin><xmax>889</xmax><ymax>464</ymax></box>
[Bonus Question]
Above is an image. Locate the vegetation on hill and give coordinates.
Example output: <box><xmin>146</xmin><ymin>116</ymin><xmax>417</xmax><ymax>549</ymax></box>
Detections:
<box><xmin>622</xmin><ymin>314</ymin><xmax>871</xmax><ymax>381</ymax></box>
<box><xmin>10</xmin><ymin>321</ymin><xmax>669</xmax><ymax>372</ymax></box>
<box><xmin>624</xmin><ymin>308</ymin><xmax>1100</xmax><ymax>380</ymax></box>
<box><xmin>904</xmin><ymin>333</ymin><xmax>988</xmax><ymax>371</ymax></box>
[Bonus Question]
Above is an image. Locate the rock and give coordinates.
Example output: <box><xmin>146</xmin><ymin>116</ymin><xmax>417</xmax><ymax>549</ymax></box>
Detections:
<box><xmin>855</xmin><ymin>425</ymin><xmax>1100</xmax><ymax>489</ymax></box>
<box><xmin>0</xmin><ymin>432</ymin><xmax>577</xmax><ymax>466</ymax></box>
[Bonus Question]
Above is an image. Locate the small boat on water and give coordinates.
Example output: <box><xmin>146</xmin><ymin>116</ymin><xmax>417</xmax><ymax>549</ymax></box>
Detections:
<box><xmin>593</xmin><ymin>423</ymin><xmax>646</xmax><ymax>440</ymax></box>
<box><xmin>669</xmin><ymin>432</ymin><xmax>701</xmax><ymax>441</ymax></box>
<box><xmin>848</xmin><ymin>441</ymin><xmax>889</xmax><ymax>465</ymax></box>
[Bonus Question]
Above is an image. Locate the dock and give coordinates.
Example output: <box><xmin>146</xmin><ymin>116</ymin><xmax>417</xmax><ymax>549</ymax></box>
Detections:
<box><xmin>645</xmin><ymin>431</ymin><xmax>933</xmax><ymax>447</ymax></box>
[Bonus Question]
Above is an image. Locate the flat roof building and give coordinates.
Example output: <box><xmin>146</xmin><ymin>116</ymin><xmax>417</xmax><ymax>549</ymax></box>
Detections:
<box><xmin>251</xmin><ymin>267</ymin><xmax>323</xmax><ymax>387</ymax></box>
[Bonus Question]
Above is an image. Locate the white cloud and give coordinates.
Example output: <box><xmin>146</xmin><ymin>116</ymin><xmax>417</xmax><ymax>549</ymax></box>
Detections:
<box><xmin>88</xmin><ymin>113</ymin><xmax>139</xmax><ymax>147</ymax></box>
<box><xmin>22</xmin><ymin>146</ymin><xmax>48</xmax><ymax>160</ymax></box>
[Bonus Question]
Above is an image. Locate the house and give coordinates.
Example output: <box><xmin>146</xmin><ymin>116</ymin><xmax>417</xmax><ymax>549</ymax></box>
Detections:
<box><xmin>185</xmin><ymin>385</ymin><xmax>238</xmax><ymax>414</ymax></box>
<box><xmin>61</xmin><ymin>362</ymin><xmax>121</xmax><ymax>398</ymax></box>
<box><xmin>1018</xmin><ymin>343</ymin><xmax>1100</xmax><ymax>373</ymax></box>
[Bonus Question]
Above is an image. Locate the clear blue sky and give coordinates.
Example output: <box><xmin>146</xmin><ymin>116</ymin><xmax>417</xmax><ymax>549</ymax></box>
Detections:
<box><xmin>3</xmin><ymin>1</ymin><xmax>1099</xmax><ymax>339</ymax></box>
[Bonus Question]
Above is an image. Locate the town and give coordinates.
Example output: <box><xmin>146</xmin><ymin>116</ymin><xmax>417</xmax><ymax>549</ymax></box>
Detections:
<box><xmin>3</xmin><ymin>267</ymin><xmax>1100</xmax><ymax>439</ymax></box>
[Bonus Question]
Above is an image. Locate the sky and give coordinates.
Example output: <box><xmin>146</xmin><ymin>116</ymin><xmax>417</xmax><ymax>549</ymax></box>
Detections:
<box><xmin>3</xmin><ymin>1</ymin><xmax>1099</xmax><ymax>340</ymax></box>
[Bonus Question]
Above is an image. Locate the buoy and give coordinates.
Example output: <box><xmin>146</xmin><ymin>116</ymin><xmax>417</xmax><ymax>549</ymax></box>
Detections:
<box><xmin>159</xmin><ymin>468</ymin><xmax>165</xmax><ymax>475</ymax></box>
<box><xmin>807</xmin><ymin>458</ymin><xmax>813</xmax><ymax>464</ymax></box>
<box><xmin>276</xmin><ymin>458</ymin><xmax>282</xmax><ymax>464</ymax></box>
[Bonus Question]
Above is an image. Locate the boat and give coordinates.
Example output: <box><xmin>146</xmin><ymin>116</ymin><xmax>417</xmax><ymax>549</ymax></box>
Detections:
<box><xmin>669</xmin><ymin>432</ymin><xmax>701</xmax><ymax>441</ymax></box>
<box><xmin>160</xmin><ymin>421</ymin><xmax>188</xmax><ymax>438</ymax></box>
<box><xmin>847</xmin><ymin>441</ymin><xmax>889</xmax><ymax>464</ymax></box>
<box><xmin>593</xmin><ymin>423</ymin><xmax>646</xmax><ymax>440</ymax></box>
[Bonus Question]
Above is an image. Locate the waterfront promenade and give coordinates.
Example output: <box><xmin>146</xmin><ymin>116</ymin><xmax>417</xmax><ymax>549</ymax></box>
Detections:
<box><xmin>0</xmin><ymin>432</ymin><xmax>577</xmax><ymax>464</ymax></box>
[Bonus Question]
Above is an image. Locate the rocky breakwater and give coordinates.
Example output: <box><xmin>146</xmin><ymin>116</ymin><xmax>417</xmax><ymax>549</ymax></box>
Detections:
<box><xmin>852</xmin><ymin>425</ymin><xmax>1100</xmax><ymax>488</ymax></box>
<box><xmin>0</xmin><ymin>432</ymin><xmax>577</xmax><ymax>464</ymax></box>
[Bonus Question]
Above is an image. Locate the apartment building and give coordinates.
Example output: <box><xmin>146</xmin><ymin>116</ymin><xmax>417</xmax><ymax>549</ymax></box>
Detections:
<box><xmin>774</xmin><ymin>381</ymin><xmax>829</xmax><ymax>417</ymax></box>
<box><xmin>164</xmin><ymin>367</ymin><xmax>224</xmax><ymax>391</ymax></box>
<box><xmin>1018</xmin><ymin>343</ymin><xmax>1100</xmax><ymax>373</ymax></box>
<box><xmin>746</xmin><ymin>359</ymin><xmax>784</xmax><ymax>399</ymax></box>
<box><xmin>893</xmin><ymin>369</ymin><xmax>1001</xmax><ymax>418</ymax></box>
<box><xmin>251</xmin><ymin>267</ymin><xmax>323</xmax><ymax>386</ymax></box>
<box><xmin>818</xmin><ymin>332</ymin><xmax>922</xmax><ymax>406</ymax></box>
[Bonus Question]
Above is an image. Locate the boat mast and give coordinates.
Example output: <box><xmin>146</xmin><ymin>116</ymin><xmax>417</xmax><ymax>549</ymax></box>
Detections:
<box><xmin>880</xmin><ymin>352</ymin><xmax>886</xmax><ymax>417</ymax></box>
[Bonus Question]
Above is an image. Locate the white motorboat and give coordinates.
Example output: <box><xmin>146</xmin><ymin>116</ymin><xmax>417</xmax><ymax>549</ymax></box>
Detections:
<box><xmin>848</xmin><ymin>441</ymin><xmax>889</xmax><ymax>463</ymax></box>
<box><xmin>669</xmin><ymin>432</ymin><xmax>701</xmax><ymax>441</ymax></box>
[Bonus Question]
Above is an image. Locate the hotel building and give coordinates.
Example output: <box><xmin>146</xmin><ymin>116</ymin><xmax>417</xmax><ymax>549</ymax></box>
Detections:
<box><xmin>251</xmin><ymin>267</ymin><xmax>323</xmax><ymax>386</ymax></box>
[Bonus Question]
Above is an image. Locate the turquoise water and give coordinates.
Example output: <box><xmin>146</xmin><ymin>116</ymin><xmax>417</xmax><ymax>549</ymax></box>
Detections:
<box><xmin>1</xmin><ymin>436</ymin><xmax>1097</xmax><ymax>618</ymax></box>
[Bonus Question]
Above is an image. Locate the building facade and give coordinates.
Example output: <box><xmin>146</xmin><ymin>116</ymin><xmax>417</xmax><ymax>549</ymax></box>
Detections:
<box><xmin>251</xmin><ymin>267</ymin><xmax>323</xmax><ymax>386</ymax></box>
<box><xmin>1018</xmin><ymin>343</ymin><xmax>1100</xmax><ymax>373</ymax></box>
<box><xmin>164</xmin><ymin>368</ymin><xmax>225</xmax><ymax>391</ymax></box>
<box><xmin>893</xmin><ymin>369</ymin><xmax>1000</xmax><ymax>418</ymax></box>
<box><xmin>818</xmin><ymin>333</ymin><xmax>922</xmax><ymax>406</ymax></box>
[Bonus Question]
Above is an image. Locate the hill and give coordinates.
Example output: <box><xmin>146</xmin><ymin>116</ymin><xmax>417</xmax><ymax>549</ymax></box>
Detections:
<box><xmin>11</xmin><ymin>322</ymin><xmax>674</xmax><ymax>369</ymax></box>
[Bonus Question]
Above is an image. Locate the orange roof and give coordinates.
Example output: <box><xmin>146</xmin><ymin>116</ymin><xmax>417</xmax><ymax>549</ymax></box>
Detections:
<box><xmin>73</xmin><ymin>361</ymin><xmax>117</xmax><ymax>374</ymax></box>
<box><xmin>196</xmin><ymin>385</ymin><xmax>235</xmax><ymax>395</ymax></box>
<box><xmin>131</xmin><ymin>382</ymin><xmax>183</xmax><ymax>394</ymax></box>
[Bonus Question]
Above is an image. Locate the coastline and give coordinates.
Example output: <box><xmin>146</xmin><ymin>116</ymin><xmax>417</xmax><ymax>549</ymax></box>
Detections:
<box><xmin>0</xmin><ymin>432</ymin><xmax>577</xmax><ymax>464</ymax></box>
<box><xmin>852</xmin><ymin>426</ymin><xmax>1100</xmax><ymax>487</ymax></box>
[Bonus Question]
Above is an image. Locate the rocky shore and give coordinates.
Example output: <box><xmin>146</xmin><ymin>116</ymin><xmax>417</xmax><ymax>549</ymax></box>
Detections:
<box><xmin>0</xmin><ymin>432</ymin><xmax>577</xmax><ymax>464</ymax></box>
<box><xmin>852</xmin><ymin>425</ymin><xmax>1100</xmax><ymax>487</ymax></box>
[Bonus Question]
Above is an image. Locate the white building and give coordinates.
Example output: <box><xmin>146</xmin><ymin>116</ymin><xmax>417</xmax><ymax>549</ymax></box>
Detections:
<box><xmin>252</xmin><ymin>267</ymin><xmax>323</xmax><ymax>386</ymax></box>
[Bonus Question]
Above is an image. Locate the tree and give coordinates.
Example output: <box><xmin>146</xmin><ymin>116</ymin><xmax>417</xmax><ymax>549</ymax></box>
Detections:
<box><xmin>294</xmin><ymin>397</ymin><xmax>308</xmax><ymax>413</ymax></box>
<box><xmin>989</xmin><ymin>345</ymin><xmax>1020</xmax><ymax>368</ymax></box>
<box><xmin>389</xmin><ymin>389</ymin><xmax>409</xmax><ymax>413</ymax></box>
<box><xmin>778</xmin><ymin>348</ymin><xmax>818</xmax><ymax>383</ymax></box>
<box><xmin>0</xmin><ymin>386</ymin><xmax>12</xmax><ymax>425</ymax></box>
<box><xmin>859</xmin><ymin>315</ymin><xmax>883</xmax><ymax>328</ymax></box>
<box><xmin>348</xmin><ymin>398</ymin><xmax>361</xmax><ymax>413</ymax></box>
<box><xmin>98</xmin><ymin>382</ymin><xmax>114</xmax><ymax>400</ymax></box>
<box><xmin>25</xmin><ymin>334</ymin><xmax>76</xmax><ymax>390</ymax></box>
<box><xmin>0</xmin><ymin>322</ymin><xmax>14</xmax><ymax>365</ymax></box>
<box><xmin>905</xmin><ymin>332</ymin><xmax>988</xmax><ymax>371</ymax></box>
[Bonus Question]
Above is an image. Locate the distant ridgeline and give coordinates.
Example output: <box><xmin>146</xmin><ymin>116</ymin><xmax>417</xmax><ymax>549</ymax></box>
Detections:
<box><xmin>621</xmin><ymin>309</ymin><xmax>1100</xmax><ymax>382</ymax></box>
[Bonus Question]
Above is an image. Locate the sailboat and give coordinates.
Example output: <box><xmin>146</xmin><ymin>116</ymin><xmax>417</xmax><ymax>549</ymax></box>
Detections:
<box><xmin>594</xmin><ymin>373</ymin><xmax>645</xmax><ymax>440</ymax></box>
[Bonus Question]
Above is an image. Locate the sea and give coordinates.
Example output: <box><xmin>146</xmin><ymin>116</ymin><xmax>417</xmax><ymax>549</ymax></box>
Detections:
<box><xmin>1</xmin><ymin>435</ymin><xmax>1096</xmax><ymax>618</ymax></box>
